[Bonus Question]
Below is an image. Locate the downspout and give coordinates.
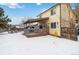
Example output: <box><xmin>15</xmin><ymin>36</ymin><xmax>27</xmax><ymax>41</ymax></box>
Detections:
<box><xmin>60</xmin><ymin>3</ymin><xmax>62</xmax><ymax>37</ymax></box>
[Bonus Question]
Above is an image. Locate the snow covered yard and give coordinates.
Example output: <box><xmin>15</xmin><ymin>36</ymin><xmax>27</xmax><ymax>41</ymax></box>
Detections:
<box><xmin>0</xmin><ymin>32</ymin><xmax>79</xmax><ymax>55</ymax></box>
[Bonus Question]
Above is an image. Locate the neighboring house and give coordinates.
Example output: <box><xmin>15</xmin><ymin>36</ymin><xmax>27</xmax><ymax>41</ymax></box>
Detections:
<box><xmin>0</xmin><ymin>28</ymin><xmax>7</xmax><ymax>33</ymax></box>
<box><xmin>13</xmin><ymin>25</ymin><xmax>24</xmax><ymax>31</ymax></box>
<box><xmin>8</xmin><ymin>24</ymin><xmax>24</xmax><ymax>33</ymax></box>
<box><xmin>24</xmin><ymin>3</ymin><xmax>77</xmax><ymax>41</ymax></box>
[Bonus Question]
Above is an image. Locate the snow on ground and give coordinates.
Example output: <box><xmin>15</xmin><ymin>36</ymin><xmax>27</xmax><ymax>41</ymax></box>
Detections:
<box><xmin>0</xmin><ymin>32</ymin><xmax>79</xmax><ymax>55</ymax></box>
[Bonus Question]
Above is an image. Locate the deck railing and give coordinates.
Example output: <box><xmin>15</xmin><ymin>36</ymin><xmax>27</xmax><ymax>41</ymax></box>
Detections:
<box><xmin>24</xmin><ymin>28</ymin><xmax>48</xmax><ymax>34</ymax></box>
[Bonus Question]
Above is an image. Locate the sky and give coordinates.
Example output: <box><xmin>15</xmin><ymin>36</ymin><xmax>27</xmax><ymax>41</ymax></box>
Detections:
<box><xmin>0</xmin><ymin>3</ymin><xmax>78</xmax><ymax>25</ymax></box>
<box><xmin>0</xmin><ymin>3</ymin><xmax>56</xmax><ymax>25</ymax></box>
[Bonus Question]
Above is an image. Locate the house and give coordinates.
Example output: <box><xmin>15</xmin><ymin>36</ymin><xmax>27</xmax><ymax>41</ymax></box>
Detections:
<box><xmin>24</xmin><ymin>3</ymin><xmax>77</xmax><ymax>41</ymax></box>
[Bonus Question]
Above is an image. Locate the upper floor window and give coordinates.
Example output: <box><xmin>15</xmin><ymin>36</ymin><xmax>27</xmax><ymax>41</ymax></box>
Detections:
<box><xmin>51</xmin><ymin>9</ymin><xmax>56</xmax><ymax>15</ymax></box>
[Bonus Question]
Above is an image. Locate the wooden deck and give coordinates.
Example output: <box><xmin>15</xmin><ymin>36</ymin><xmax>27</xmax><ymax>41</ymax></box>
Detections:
<box><xmin>24</xmin><ymin>32</ymin><xmax>49</xmax><ymax>37</ymax></box>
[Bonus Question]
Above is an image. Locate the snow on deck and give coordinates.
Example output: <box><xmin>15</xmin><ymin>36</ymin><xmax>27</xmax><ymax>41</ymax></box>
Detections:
<box><xmin>0</xmin><ymin>32</ymin><xmax>79</xmax><ymax>55</ymax></box>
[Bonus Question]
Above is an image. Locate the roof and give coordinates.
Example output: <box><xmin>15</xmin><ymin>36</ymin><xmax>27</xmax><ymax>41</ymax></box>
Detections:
<box><xmin>24</xmin><ymin>17</ymin><xmax>49</xmax><ymax>24</ymax></box>
<box><xmin>37</xmin><ymin>3</ymin><xmax>60</xmax><ymax>16</ymax></box>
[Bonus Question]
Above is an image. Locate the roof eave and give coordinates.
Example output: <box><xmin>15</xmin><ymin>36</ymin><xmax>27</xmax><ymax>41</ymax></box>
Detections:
<box><xmin>24</xmin><ymin>17</ymin><xmax>49</xmax><ymax>24</ymax></box>
<box><xmin>37</xmin><ymin>3</ymin><xmax>60</xmax><ymax>17</ymax></box>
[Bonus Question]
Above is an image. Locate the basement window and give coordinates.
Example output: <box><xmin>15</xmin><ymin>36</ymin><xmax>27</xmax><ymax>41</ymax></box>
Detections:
<box><xmin>51</xmin><ymin>22</ymin><xmax>56</xmax><ymax>28</ymax></box>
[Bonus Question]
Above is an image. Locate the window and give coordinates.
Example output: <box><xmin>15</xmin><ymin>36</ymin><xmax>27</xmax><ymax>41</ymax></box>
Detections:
<box><xmin>51</xmin><ymin>22</ymin><xmax>56</xmax><ymax>28</ymax></box>
<box><xmin>51</xmin><ymin>9</ymin><xmax>56</xmax><ymax>15</ymax></box>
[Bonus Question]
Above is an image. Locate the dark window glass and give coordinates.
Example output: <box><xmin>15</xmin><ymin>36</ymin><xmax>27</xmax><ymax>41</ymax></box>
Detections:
<box><xmin>51</xmin><ymin>23</ymin><xmax>53</xmax><ymax>28</ymax></box>
<box><xmin>54</xmin><ymin>22</ymin><xmax>56</xmax><ymax>28</ymax></box>
<box><xmin>51</xmin><ymin>9</ymin><xmax>56</xmax><ymax>15</ymax></box>
<box><xmin>39</xmin><ymin>25</ymin><xmax>43</xmax><ymax>29</ymax></box>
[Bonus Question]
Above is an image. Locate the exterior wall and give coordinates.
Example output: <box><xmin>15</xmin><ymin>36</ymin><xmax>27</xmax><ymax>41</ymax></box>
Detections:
<box><xmin>48</xmin><ymin>5</ymin><xmax>61</xmax><ymax>36</ymax></box>
<box><xmin>60</xmin><ymin>4</ymin><xmax>77</xmax><ymax>40</ymax></box>
<box><xmin>39</xmin><ymin>5</ymin><xmax>61</xmax><ymax>36</ymax></box>
<box><xmin>61</xmin><ymin>4</ymin><xmax>76</xmax><ymax>28</ymax></box>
